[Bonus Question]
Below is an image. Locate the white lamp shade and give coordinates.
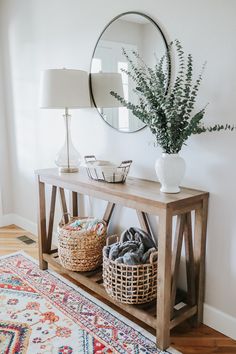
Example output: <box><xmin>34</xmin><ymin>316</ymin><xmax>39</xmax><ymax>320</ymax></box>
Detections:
<box><xmin>39</xmin><ymin>69</ymin><xmax>91</xmax><ymax>108</ymax></box>
<box><xmin>91</xmin><ymin>73</ymin><xmax>124</xmax><ymax>108</ymax></box>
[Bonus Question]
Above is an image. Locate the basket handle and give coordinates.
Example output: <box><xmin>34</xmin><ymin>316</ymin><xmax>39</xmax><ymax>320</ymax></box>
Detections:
<box><xmin>84</xmin><ymin>155</ymin><xmax>96</xmax><ymax>163</ymax></box>
<box><xmin>118</xmin><ymin>160</ymin><xmax>132</xmax><ymax>168</ymax></box>
<box><xmin>149</xmin><ymin>251</ymin><xmax>158</xmax><ymax>264</ymax></box>
<box><xmin>60</xmin><ymin>212</ymin><xmax>71</xmax><ymax>226</ymax></box>
<box><xmin>106</xmin><ymin>234</ymin><xmax>119</xmax><ymax>246</ymax></box>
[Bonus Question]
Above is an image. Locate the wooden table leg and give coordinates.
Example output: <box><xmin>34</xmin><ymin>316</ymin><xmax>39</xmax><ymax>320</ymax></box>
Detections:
<box><xmin>103</xmin><ymin>202</ymin><xmax>115</xmax><ymax>225</ymax></box>
<box><xmin>59</xmin><ymin>188</ymin><xmax>69</xmax><ymax>223</ymax></box>
<box><xmin>184</xmin><ymin>212</ymin><xmax>196</xmax><ymax>307</ymax></box>
<box><xmin>36</xmin><ymin>178</ymin><xmax>48</xmax><ymax>270</ymax></box>
<box><xmin>156</xmin><ymin>208</ymin><xmax>173</xmax><ymax>350</ymax></box>
<box><xmin>194</xmin><ymin>196</ymin><xmax>209</xmax><ymax>324</ymax></box>
<box><xmin>72</xmin><ymin>191</ymin><xmax>78</xmax><ymax>217</ymax></box>
<box><xmin>47</xmin><ymin>185</ymin><xmax>57</xmax><ymax>252</ymax></box>
<box><xmin>171</xmin><ymin>214</ymin><xmax>185</xmax><ymax>317</ymax></box>
<box><xmin>136</xmin><ymin>210</ymin><xmax>155</xmax><ymax>244</ymax></box>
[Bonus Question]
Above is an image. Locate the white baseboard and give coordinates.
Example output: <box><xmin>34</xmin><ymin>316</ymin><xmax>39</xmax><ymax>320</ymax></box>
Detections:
<box><xmin>0</xmin><ymin>213</ymin><xmax>236</xmax><ymax>340</ymax></box>
<box><xmin>0</xmin><ymin>213</ymin><xmax>15</xmax><ymax>227</ymax></box>
<box><xmin>12</xmin><ymin>214</ymin><xmax>37</xmax><ymax>235</ymax></box>
<box><xmin>204</xmin><ymin>304</ymin><xmax>236</xmax><ymax>340</ymax></box>
<box><xmin>0</xmin><ymin>213</ymin><xmax>37</xmax><ymax>235</ymax></box>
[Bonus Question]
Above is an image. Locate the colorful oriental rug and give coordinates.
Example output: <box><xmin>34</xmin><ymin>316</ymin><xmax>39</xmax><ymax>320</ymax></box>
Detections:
<box><xmin>0</xmin><ymin>252</ymin><xmax>181</xmax><ymax>354</ymax></box>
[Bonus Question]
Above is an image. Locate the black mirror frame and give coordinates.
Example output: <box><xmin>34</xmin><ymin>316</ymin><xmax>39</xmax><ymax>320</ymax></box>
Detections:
<box><xmin>90</xmin><ymin>11</ymin><xmax>171</xmax><ymax>133</ymax></box>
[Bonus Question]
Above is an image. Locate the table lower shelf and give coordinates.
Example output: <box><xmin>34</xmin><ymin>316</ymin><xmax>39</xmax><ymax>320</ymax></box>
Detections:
<box><xmin>43</xmin><ymin>251</ymin><xmax>197</xmax><ymax>331</ymax></box>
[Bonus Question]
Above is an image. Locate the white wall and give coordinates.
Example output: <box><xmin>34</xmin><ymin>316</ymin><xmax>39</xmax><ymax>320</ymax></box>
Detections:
<box><xmin>0</xmin><ymin>7</ymin><xmax>12</xmax><ymax>218</ymax></box>
<box><xmin>0</xmin><ymin>0</ymin><xmax>236</xmax><ymax>339</ymax></box>
<box><xmin>102</xmin><ymin>19</ymin><xmax>143</xmax><ymax>47</ymax></box>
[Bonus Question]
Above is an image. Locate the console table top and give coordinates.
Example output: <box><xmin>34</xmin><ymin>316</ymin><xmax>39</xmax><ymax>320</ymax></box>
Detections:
<box><xmin>36</xmin><ymin>168</ymin><xmax>208</xmax><ymax>212</ymax></box>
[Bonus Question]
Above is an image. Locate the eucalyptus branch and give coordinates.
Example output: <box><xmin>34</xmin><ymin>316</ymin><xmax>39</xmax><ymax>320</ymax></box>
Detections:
<box><xmin>110</xmin><ymin>40</ymin><xmax>235</xmax><ymax>152</ymax></box>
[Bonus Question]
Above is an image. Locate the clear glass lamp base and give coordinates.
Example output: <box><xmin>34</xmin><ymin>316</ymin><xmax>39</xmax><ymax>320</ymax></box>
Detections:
<box><xmin>55</xmin><ymin>111</ymin><xmax>81</xmax><ymax>174</ymax></box>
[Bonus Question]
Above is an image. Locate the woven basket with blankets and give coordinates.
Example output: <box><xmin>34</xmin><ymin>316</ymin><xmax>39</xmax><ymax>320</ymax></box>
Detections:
<box><xmin>58</xmin><ymin>215</ymin><xmax>107</xmax><ymax>272</ymax></box>
<box><xmin>103</xmin><ymin>227</ymin><xmax>158</xmax><ymax>304</ymax></box>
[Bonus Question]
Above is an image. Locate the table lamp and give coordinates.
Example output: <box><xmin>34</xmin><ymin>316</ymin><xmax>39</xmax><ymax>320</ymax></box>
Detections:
<box><xmin>39</xmin><ymin>68</ymin><xmax>91</xmax><ymax>173</ymax></box>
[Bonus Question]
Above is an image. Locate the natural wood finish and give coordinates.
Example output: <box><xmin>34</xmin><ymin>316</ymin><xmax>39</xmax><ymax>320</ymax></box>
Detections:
<box><xmin>184</xmin><ymin>212</ymin><xmax>196</xmax><ymax>307</ymax></box>
<box><xmin>170</xmin><ymin>305</ymin><xmax>197</xmax><ymax>329</ymax></box>
<box><xmin>136</xmin><ymin>210</ymin><xmax>155</xmax><ymax>242</ymax></box>
<box><xmin>35</xmin><ymin>168</ymin><xmax>209</xmax><ymax>351</ymax></box>
<box><xmin>36</xmin><ymin>179</ymin><xmax>48</xmax><ymax>270</ymax></box>
<box><xmin>171</xmin><ymin>322</ymin><xmax>236</xmax><ymax>354</ymax></box>
<box><xmin>194</xmin><ymin>196</ymin><xmax>209</xmax><ymax>325</ymax></box>
<box><xmin>36</xmin><ymin>168</ymin><xmax>208</xmax><ymax>215</ymax></box>
<box><xmin>172</xmin><ymin>201</ymin><xmax>202</xmax><ymax>216</ymax></box>
<box><xmin>103</xmin><ymin>202</ymin><xmax>115</xmax><ymax>225</ymax></box>
<box><xmin>59</xmin><ymin>187</ymin><xmax>68</xmax><ymax>222</ymax></box>
<box><xmin>82</xmin><ymin>268</ymin><xmax>103</xmax><ymax>282</ymax></box>
<box><xmin>0</xmin><ymin>225</ymin><xmax>39</xmax><ymax>259</ymax></box>
<box><xmin>171</xmin><ymin>214</ymin><xmax>185</xmax><ymax>317</ymax></box>
<box><xmin>72</xmin><ymin>191</ymin><xmax>78</xmax><ymax>217</ymax></box>
<box><xmin>47</xmin><ymin>185</ymin><xmax>57</xmax><ymax>251</ymax></box>
<box><xmin>156</xmin><ymin>209</ymin><xmax>173</xmax><ymax>349</ymax></box>
<box><xmin>0</xmin><ymin>225</ymin><xmax>236</xmax><ymax>354</ymax></box>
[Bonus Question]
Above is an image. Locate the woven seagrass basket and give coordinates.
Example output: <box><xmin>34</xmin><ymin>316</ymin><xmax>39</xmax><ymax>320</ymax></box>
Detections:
<box><xmin>103</xmin><ymin>235</ymin><xmax>158</xmax><ymax>304</ymax></box>
<box><xmin>58</xmin><ymin>215</ymin><xmax>107</xmax><ymax>272</ymax></box>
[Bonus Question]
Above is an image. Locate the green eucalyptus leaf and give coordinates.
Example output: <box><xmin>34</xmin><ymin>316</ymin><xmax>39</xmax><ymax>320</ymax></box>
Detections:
<box><xmin>111</xmin><ymin>40</ymin><xmax>235</xmax><ymax>152</ymax></box>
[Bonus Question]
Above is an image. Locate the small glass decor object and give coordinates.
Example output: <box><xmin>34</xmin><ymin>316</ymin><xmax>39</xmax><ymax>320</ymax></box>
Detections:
<box><xmin>83</xmin><ymin>155</ymin><xmax>132</xmax><ymax>183</ymax></box>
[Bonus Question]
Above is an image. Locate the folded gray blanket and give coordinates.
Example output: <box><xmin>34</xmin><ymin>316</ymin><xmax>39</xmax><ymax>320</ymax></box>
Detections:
<box><xmin>104</xmin><ymin>227</ymin><xmax>157</xmax><ymax>265</ymax></box>
<box><xmin>120</xmin><ymin>227</ymin><xmax>156</xmax><ymax>250</ymax></box>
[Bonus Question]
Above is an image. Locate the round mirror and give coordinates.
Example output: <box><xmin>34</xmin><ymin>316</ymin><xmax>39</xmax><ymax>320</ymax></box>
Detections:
<box><xmin>90</xmin><ymin>12</ymin><xmax>169</xmax><ymax>133</ymax></box>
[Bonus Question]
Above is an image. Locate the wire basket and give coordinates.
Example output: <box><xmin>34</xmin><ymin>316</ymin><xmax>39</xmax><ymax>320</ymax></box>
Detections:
<box><xmin>83</xmin><ymin>155</ymin><xmax>132</xmax><ymax>183</ymax></box>
<box><xmin>103</xmin><ymin>235</ymin><xmax>158</xmax><ymax>304</ymax></box>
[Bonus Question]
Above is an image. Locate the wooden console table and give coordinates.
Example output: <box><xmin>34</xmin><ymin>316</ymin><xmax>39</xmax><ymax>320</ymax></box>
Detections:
<box><xmin>35</xmin><ymin>168</ymin><xmax>209</xmax><ymax>351</ymax></box>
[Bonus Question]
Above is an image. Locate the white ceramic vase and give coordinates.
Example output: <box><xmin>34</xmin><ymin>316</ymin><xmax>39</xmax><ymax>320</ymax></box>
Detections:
<box><xmin>155</xmin><ymin>153</ymin><xmax>186</xmax><ymax>193</ymax></box>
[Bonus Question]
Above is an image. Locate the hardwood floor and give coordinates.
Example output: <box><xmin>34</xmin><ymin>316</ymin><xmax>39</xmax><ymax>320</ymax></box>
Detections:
<box><xmin>0</xmin><ymin>224</ymin><xmax>236</xmax><ymax>354</ymax></box>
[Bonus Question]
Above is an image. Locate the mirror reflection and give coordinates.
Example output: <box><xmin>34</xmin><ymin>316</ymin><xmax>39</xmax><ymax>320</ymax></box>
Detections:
<box><xmin>90</xmin><ymin>12</ymin><xmax>169</xmax><ymax>133</ymax></box>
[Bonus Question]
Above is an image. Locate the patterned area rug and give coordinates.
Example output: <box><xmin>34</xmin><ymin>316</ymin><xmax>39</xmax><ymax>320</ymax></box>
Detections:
<box><xmin>0</xmin><ymin>252</ymin><xmax>181</xmax><ymax>354</ymax></box>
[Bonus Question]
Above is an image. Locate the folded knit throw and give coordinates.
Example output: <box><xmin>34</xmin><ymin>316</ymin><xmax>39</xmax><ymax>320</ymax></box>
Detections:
<box><xmin>64</xmin><ymin>218</ymin><xmax>105</xmax><ymax>236</ymax></box>
<box><xmin>103</xmin><ymin>227</ymin><xmax>157</xmax><ymax>265</ymax></box>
